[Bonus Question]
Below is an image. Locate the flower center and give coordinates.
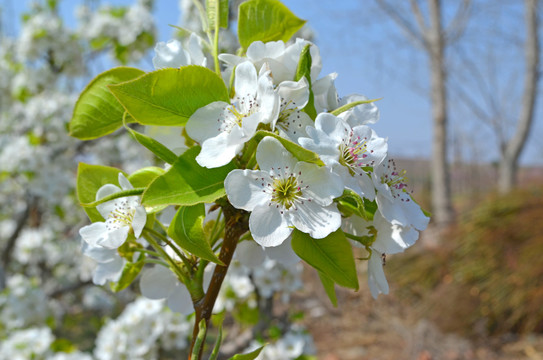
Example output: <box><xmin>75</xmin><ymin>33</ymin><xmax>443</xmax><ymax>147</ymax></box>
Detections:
<box><xmin>106</xmin><ymin>200</ymin><xmax>136</xmax><ymax>231</ymax></box>
<box><xmin>272</xmin><ymin>176</ymin><xmax>302</xmax><ymax>210</ymax></box>
<box><xmin>381</xmin><ymin>159</ymin><xmax>409</xmax><ymax>198</ymax></box>
<box><xmin>225</xmin><ymin>94</ymin><xmax>259</xmax><ymax>128</ymax></box>
<box><xmin>338</xmin><ymin>131</ymin><xmax>374</xmax><ymax>175</ymax></box>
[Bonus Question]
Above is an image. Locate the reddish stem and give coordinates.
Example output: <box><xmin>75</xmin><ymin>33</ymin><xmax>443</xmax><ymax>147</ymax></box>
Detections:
<box><xmin>188</xmin><ymin>201</ymin><xmax>248</xmax><ymax>359</ymax></box>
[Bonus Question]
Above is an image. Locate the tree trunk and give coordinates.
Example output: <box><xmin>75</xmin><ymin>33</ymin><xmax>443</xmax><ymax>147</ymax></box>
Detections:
<box><xmin>497</xmin><ymin>0</ymin><xmax>540</xmax><ymax>194</ymax></box>
<box><xmin>428</xmin><ymin>0</ymin><xmax>454</xmax><ymax>225</ymax></box>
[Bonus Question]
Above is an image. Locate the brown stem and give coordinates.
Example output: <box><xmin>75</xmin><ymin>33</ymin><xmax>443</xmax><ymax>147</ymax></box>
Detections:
<box><xmin>188</xmin><ymin>200</ymin><xmax>248</xmax><ymax>359</ymax></box>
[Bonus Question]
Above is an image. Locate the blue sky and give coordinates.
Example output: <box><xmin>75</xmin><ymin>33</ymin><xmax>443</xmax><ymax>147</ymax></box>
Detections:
<box><xmin>3</xmin><ymin>0</ymin><xmax>542</xmax><ymax>165</ymax></box>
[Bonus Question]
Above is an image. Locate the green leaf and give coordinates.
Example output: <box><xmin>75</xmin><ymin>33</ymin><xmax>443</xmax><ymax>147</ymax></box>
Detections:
<box><xmin>254</xmin><ymin>131</ymin><xmax>324</xmax><ymax>165</ymax></box>
<box><xmin>69</xmin><ymin>67</ymin><xmax>144</xmax><ymax>140</ymax></box>
<box><xmin>291</xmin><ymin>229</ymin><xmax>359</xmax><ymax>290</ymax></box>
<box><xmin>123</xmin><ymin>119</ymin><xmax>178</xmax><ymax>164</ymax></box>
<box><xmin>336</xmin><ymin>189</ymin><xmax>376</xmax><ymax>220</ymax></box>
<box><xmin>168</xmin><ymin>204</ymin><xmax>224</xmax><ymax>265</ymax></box>
<box><xmin>127</xmin><ymin>167</ymin><xmax>166</xmax><ymax>188</ymax></box>
<box><xmin>76</xmin><ymin>163</ymin><xmax>126</xmax><ymax>222</ymax></box>
<box><xmin>142</xmin><ymin>146</ymin><xmax>235</xmax><ymax>207</ymax></box>
<box><xmin>238</xmin><ymin>0</ymin><xmax>306</xmax><ymax>49</ymax></box>
<box><xmin>110</xmin><ymin>254</ymin><xmax>145</xmax><ymax>292</ymax></box>
<box><xmin>295</xmin><ymin>44</ymin><xmax>316</xmax><ymax>119</ymax></box>
<box><xmin>81</xmin><ymin>188</ymin><xmax>145</xmax><ymax>208</ymax></box>
<box><xmin>109</xmin><ymin>66</ymin><xmax>229</xmax><ymax>126</ymax></box>
<box><xmin>318</xmin><ymin>271</ymin><xmax>338</xmax><ymax>307</ymax></box>
<box><xmin>228</xmin><ymin>346</ymin><xmax>266</xmax><ymax>360</ymax></box>
<box><xmin>329</xmin><ymin>98</ymin><xmax>382</xmax><ymax>117</ymax></box>
<box><xmin>206</xmin><ymin>0</ymin><xmax>229</xmax><ymax>30</ymax></box>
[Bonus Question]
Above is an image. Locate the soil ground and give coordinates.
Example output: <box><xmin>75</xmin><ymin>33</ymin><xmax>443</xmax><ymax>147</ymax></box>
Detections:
<box><xmin>293</xmin><ymin>256</ymin><xmax>543</xmax><ymax>360</ymax></box>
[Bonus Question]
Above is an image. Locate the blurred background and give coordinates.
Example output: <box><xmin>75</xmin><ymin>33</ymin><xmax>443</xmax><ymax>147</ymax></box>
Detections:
<box><xmin>0</xmin><ymin>0</ymin><xmax>542</xmax><ymax>359</ymax></box>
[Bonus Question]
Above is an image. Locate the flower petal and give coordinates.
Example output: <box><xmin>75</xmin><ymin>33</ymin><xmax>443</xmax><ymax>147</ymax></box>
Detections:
<box><xmin>264</xmin><ymin>236</ymin><xmax>300</xmax><ymax>267</ymax></box>
<box><xmin>235</xmin><ymin>240</ymin><xmax>266</xmax><ymax>269</ymax></box>
<box><xmin>225</xmin><ymin>169</ymin><xmax>272</xmax><ymax>211</ymax></box>
<box><xmin>93</xmin><ymin>256</ymin><xmax>124</xmax><ymax>285</ymax></box>
<box><xmin>235</xmin><ymin>61</ymin><xmax>258</xmax><ymax>98</ymax></box>
<box><xmin>196</xmin><ymin>130</ymin><xmax>243</xmax><ymax>168</ymax></box>
<box><xmin>185</xmin><ymin>101</ymin><xmax>229</xmax><ymax>143</ymax></box>
<box><xmin>249</xmin><ymin>204</ymin><xmax>292</xmax><ymax>247</ymax></box>
<box><xmin>276</xmin><ymin>110</ymin><xmax>313</xmax><ymax>142</ymax></box>
<box><xmin>97</xmin><ymin>226</ymin><xmax>129</xmax><ymax>249</ymax></box>
<box><xmin>256</xmin><ymin>136</ymin><xmax>297</xmax><ymax>173</ymax></box>
<box><xmin>290</xmin><ymin>201</ymin><xmax>341</xmax><ymax>239</ymax></box>
<box><xmin>167</xmin><ymin>285</ymin><xmax>194</xmax><ymax>315</ymax></box>
<box><xmin>118</xmin><ymin>173</ymin><xmax>133</xmax><ymax>190</ymax></box>
<box><xmin>79</xmin><ymin>222</ymin><xmax>107</xmax><ymax>247</ymax></box>
<box><xmin>368</xmin><ymin>250</ymin><xmax>389</xmax><ymax>299</ymax></box>
<box><xmin>140</xmin><ymin>266</ymin><xmax>176</xmax><ymax>299</ymax></box>
<box><xmin>132</xmin><ymin>205</ymin><xmax>147</xmax><ymax>238</ymax></box>
<box><xmin>338</xmin><ymin>94</ymin><xmax>380</xmax><ymax>126</ymax></box>
<box><xmin>296</xmin><ymin>162</ymin><xmax>343</xmax><ymax>205</ymax></box>
<box><xmin>277</xmin><ymin>77</ymin><xmax>309</xmax><ymax>110</ymax></box>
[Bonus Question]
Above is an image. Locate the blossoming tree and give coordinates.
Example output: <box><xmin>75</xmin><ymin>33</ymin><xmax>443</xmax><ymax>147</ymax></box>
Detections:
<box><xmin>70</xmin><ymin>0</ymin><xmax>429</xmax><ymax>358</ymax></box>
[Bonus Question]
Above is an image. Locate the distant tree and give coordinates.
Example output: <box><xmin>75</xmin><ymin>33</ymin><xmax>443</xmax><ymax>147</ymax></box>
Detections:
<box><xmin>375</xmin><ymin>0</ymin><xmax>470</xmax><ymax>225</ymax></box>
<box><xmin>449</xmin><ymin>0</ymin><xmax>540</xmax><ymax>194</ymax></box>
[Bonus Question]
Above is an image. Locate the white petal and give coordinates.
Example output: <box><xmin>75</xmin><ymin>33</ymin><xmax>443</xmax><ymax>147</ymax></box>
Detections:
<box><xmin>118</xmin><ymin>173</ymin><xmax>133</xmax><ymax>190</ymax></box>
<box><xmin>97</xmin><ymin>226</ymin><xmax>129</xmax><ymax>249</ymax></box>
<box><xmin>152</xmin><ymin>39</ymin><xmax>189</xmax><ymax>69</ymax></box>
<box><xmin>79</xmin><ymin>222</ymin><xmax>108</xmax><ymax>247</ymax></box>
<box><xmin>373</xmin><ymin>212</ymin><xmax>416</xmax><ymax>254</ymax></box>
<box><xmin>249</xmin><ymin>204</ymin><xmax>293</xmax><ymax>247</ymax></box>
<box><xmin>276</xmin><ymin>110</ymin><xmax>313</xmax><ymax>142</ymax></box>
<box><xmin>218</xmin><ymin>53</ymin><xmax>243</xmax><ymax>67</ymax></box>
<box><xmin>264</xmin><ymin>236</ymin><xmax>300</xmax><ymax>267</ymax></box>
<box><xmin>93</xmin><ymin>256</ymin><xmax>124</xmax><ymax>285</ymax></box>
<box><xmin>313</xmin><ymin>72</ymin><xmax>338</xmax><ymax>112</ymax></box>
<box><xmin>247</xmin><ymin>40</ymin><xmax>285</xmax><ymax>61</ymax></box>
<box><xmin>401</xmin><ymin>196</ymin><xmax>430</xmax><ymax>231</ymax></box>
<box><xmin>315</xmin><ymin>112</ymin><xmax>347</xmax><ymax>141</ymax></box>
<box><xmin>290</xmin><ymin>201</ymin><xmax>341</xmax><ymax>239</ymax></box>
<box><xmin>187</xmin><ymin>33</ymin><xmax>207</xmax><ymax>66</ymax></box>
<box><xmin>277</xmin><ymin>77</ymin><xmax>309</xmax><ymax>110</ymax></box>
<box><xmin>132</xmin><ymin>205</ymin><xmax>147</xmax><ymax>238</ymax></box>
<box><xmin>196</xmin><ymin>131</ymin><xmax>243</xmax><ymax>168</ymax></box>
<box><xmin>256</xmin><ymin>136</ymin><xmax>297</xmax><ymax>173</ymax></box>
<box><xmin>235</xmin><ymin>61</ymin><xmax>258</xmax><ymax>99</ymax></box>
<box><xmin>296</xmin><ymin>162</ymin><xmax>343</xmax><ymax>205</ymax></box>
<box><xmin>376</xmin><ymin>193</ymin><xmax>410</xmax><ymax>227</ymax></box>
<box><xmin>368</xmin><ymin>250</ymin><xmax>389</xmax><ymax>299</ymax></box>
<box><xmin>167</xmin><ymin>285</ymin><xmax>194</xmax><ymax>315</ymax></box>
<box><xmin>81</xmin><ymin>241</ymin><xmax>118</xmax><ymax>262</ymax></box>
<box><xmin>225</xmin><ymin>169</ymin><xmax>272</xmax><ymax>211</ymax></box>
<box><xmin>298</xmin><ymin>126</ymin><xmax>340</xmax><ymax>165</ymax></box>
<box><xmin>338</xmin><ymin>94</ymin><xmax>380</xmax><ymax>126</ymax></box>
<box><xmin>235</xmin><ymin>240</ymin><xmax>266</xmax><ymax>269</ymax></box>
<box><xmin>256</xmin><ymin>71</ymin><xmax>280</xmax><ymax>123</ymax></box>
<box><xmin>140</xmin><ymin>266</ymin><xmax>176</xmax><ymax>299</ymax></box>
<box><xmin>185</xmin><ymin>101</ymin><xmax>229</xmax><ymax>143</ymax></box>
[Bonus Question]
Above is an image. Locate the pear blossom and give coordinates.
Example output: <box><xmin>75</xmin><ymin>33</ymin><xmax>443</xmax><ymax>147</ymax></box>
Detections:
<box><xmin>367</xmin><ymin>248</ymin><xmax>389</xmax><ymax>299</ymax></box>
<box><xmin>299</xmin><ymin>113</ymin><xmax>387</xmax><ymax>200</ymax></box>
<box><xmin>186</xmin><ymin>61</ymin><xmax>279</xmax><ymax>168</ymax></box>
<box><xmin>337</xmin><ymin>94</ymin><xmax>380</xmax><ymax>127</ymax></box>
<box><xmin>273</xmin><ymin>77</ymin><xmax>314</xmax><ymax>141</ymax></box>
<box><xmin>372</xmin><ymin>158</ymin><xmax>430</xmax><ymax>230</ymax></box>
<box><xmin>79</xmin><ymin>173</ymin><xmax>146</xmax><ymax>249</ymax></box>
<box><xmin>81</xmin><ymin>242</ymin><xmax>125</xmax><ymax>285</ymax></box>
<box><xmin>225</xmin><ymin>136</ymin><xmax>343</xmax><ymax>247</ymax></box>
<box><xmin>139</xmin><ymin>266</ymin><xmax>193</xmax><ymax>315</ymax></box>
<box><xmin>152</xmin><ymin>33</ymin><xmax>207</xmax><ymax>69</ymax></box>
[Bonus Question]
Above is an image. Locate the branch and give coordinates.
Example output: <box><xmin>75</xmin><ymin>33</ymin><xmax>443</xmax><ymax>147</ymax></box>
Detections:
<box><xmin>445</xmin><ymin>0</ymin><xmax>471</xmax><ymax>44</ymax></box>
<box><xmin>189</xmin><ymin>200</ymin><xmax>249</xmax><ymax>359</ymax></box>
<box><xmin>375</xmin><ymin>0</ymin><xmax>428</xmax><ymax>49</ymax></box>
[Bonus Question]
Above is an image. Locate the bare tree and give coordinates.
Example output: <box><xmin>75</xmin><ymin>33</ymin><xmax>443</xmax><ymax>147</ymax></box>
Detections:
<box><xmin>498</xmin><ymin>0</ymin><xmax>540</xmax><ymax>192</ymax></box>
<box><xmin>449</xmin><ymin>0</ymin><xmax>540</xmax><ymax>193</ymax></box>
<box><xmin>375</xmin><ymin>0</ymin><xmax>470</xmax><ymax>225</ymax></box>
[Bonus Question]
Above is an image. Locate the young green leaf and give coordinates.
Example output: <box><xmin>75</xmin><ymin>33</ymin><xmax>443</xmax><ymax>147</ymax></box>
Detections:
<box><xmin>76</xmin><ymin>163</ymin><xmax>126</xmax><ymax>222</ymax></box>
<box><xmin>127</xmin><ymin>167</ymin><xmax>166</xmax><ymax>188</ymax></box>
<box><xmin>206</xmin><ymin>0</ymin><xmax>229</xmax><ymax>30</ymax></box>
<box><xmin>330</xmin><ymin>98</ymin><xmax>381</xmax><ymax>117</ymax></box>
<box><xmin>69</xmin><ymin>67</ymin><xmax>144</xmax><ymax>140</ymax></box>
<box><xmin>291</xmin><ymin>229</ymin><xmax>359</xmax><ymax>290</ymax></box>
<box><xmin>318</xmin><ymin>271</ymin><xmax>338</xmax><ymax>307</ymax></box>
<box><xmin>123</xmin><ymin>118</ymin><xmax>178</xmax><ymax>164</ymax></box>
<box><xmin>254</xmin><ymin>131</ymin><xmax>324</xmax><ymax>165</ymax></box>
<box><xmin>238</xmin><ymin>0</ymin><xmax>306</xmax><ymax>49</ymax></box>
<box><xmin>228</xmin><ymin>346</ymin><xmax>266</xmax><ymax>360</ymax></box>
<box><xmin>295</xmin><ymin>44</ymin><xmax>317</xmax><ymax>119</ymax></box>
<box><xmin>142</xmin><ymin>146</ymin><xmax>235</xmax><ymax>207</ymax></box>
<box><xmin>109</xmin><ymin>66</ymin><xmax>229</xmax><ymax>126</ymax></box>
<box><xmin>168</xmin><ymin>204</ymin><xmax>224</xmax><ymax>265</ymax></box>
